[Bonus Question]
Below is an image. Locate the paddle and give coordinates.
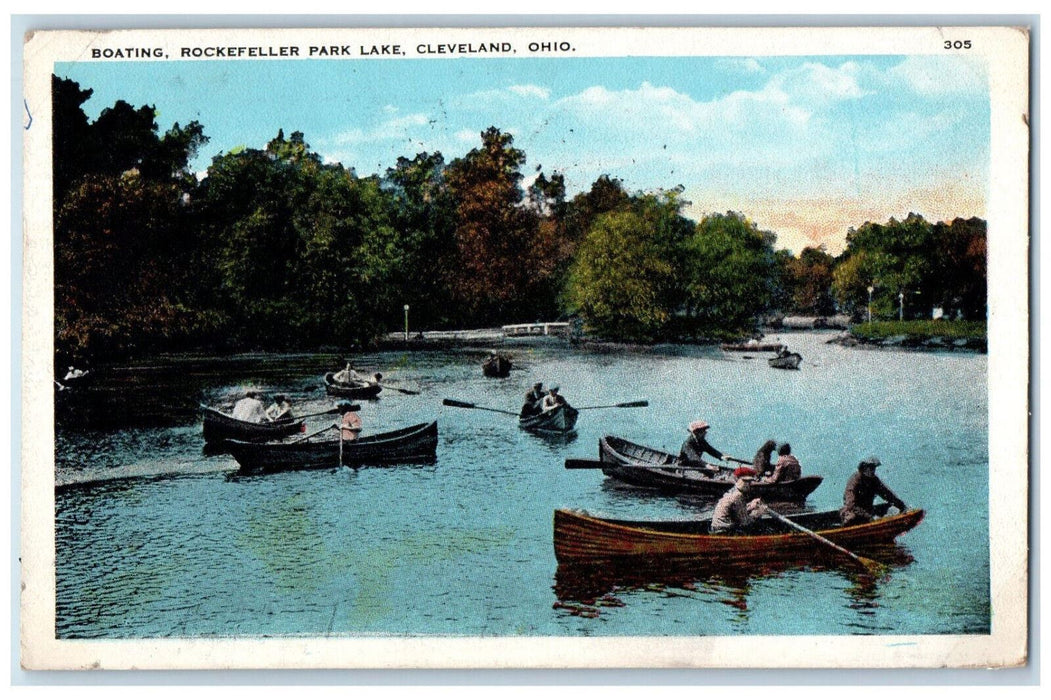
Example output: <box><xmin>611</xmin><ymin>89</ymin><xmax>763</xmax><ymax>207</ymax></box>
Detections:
<box><xmin>294</xmin><ymin>406</ymin><xmax>351</xmax><ymax>420</ymax></box>
<box><xmin>565</xmin><ymin>458</ymin><xmax>721</xmax><ymax>473</ymax></box>
<box><xmin>442</xmin><ymin>398</ymin><xmax>520</xmax><ymax>416</ymax></box>
<box><xmin>292</xmin><ymin>424</ymin><xmax>339</xmax><ymax>444</ymax></box>
<box><xmin>376</xmin><ymin>383</ymin><xmax>420</xmax><ymax>395</ymax></box>
<box><xmin>574</xmin><ymin>400</ymin><xmax>649</xmax><ymax>410</ymax></box>
<box><xmin>764</xmin><ymin>507</ymin><xmax>886</xmax><ymax>575</ymax></box>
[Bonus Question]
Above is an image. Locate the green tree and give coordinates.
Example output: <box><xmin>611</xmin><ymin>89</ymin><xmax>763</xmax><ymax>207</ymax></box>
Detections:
<box><xmin>785</xmin><ymin>246</ymin><xmax>836</xmax><ymax>315</ymax></box>
<box><xmin>679</xmin><ymin>211</ymin><xmax>780</xmax><ymax>337</ymax></box>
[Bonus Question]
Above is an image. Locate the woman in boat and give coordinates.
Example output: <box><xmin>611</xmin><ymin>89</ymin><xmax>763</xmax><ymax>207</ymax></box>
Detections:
<box><xmin>763</xmin><ymin>442</ymin><xmax>802</xmax><ymax>483</ymax></box>
<box><xmin>266</xmin><ymin>395</ymin><xmax>293</xmax><ymax>422</ymax></box>
<box><xmin>338</xmin><ymin>402</ymin><xmax>362</xmax><ymax>442</ymax></box>
<box><xmin>752</xmin><ymin>439</ymin><xmax>778</xmax><ymax>477</ymax></box>
<box><xmin>840</xmin><ymin>457</ymin><xmax>907</xmax><ymax>526</ymax></box>
<box><xmin>520</xmin><ymin>382</ymin><xmax>545</xmax><ymax>418</ymax></box>
<box><xmin>710</xmin><ymin>467</ymin><xmax>767</xmax><ymax>534</ymax></box>
<box><xmin>678</xmin><ymin>421</ymin><xmax>735</xmax><ymax>470</ymax></box>
<box><xmin>231</xmin><ymin>390</ymin><xmax>268</xmax><ymax>423</ymax></box>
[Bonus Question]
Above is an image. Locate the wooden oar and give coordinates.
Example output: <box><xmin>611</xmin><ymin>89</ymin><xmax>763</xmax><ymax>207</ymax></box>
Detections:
<box><xmin>442</xmin><ymin>398</ymin><xmax>520</xmax><ymax>416</ymax></box>
<box><xmin>295</xmin><ymin>406</ymin><xmax>353</xmax><ymax>420</ymax></box>
<box><xmin>377</xmin><ymin>383</ymin><xmax>420</xmax><ymax>395</ymax></box>
<box><xmin>575</xmin><ymin>400</ymin><xmax>649</xmax><ymax>410</ymax></box>
<box><xmin>565</xmin><ymin>458</ymin><xmax>720</xmax><ymax>473</ymax></box>
<box><xmin>292</xmin><ymin>424</ymin><xmax>338</xmax><ymax>444</ymax></box>
<box><xmin>764</xmin><ymin>507</ymin><xmax>886</xmax><ymax>575</ymax></box>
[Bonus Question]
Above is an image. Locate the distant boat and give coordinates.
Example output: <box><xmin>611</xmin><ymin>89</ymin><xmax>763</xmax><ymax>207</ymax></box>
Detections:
<box><xmin>721</xmin><ymin>340</ymin><xmax>785</xmax><ymax>352</ymax></box>
<box><xmin>769</xmin><ymin>352</ymin><xmax>803</xmax><ymax>370</ymax></box>
<box><xmin>519</xmin><ymin>403</ymin><xmax>579</xmax><ymax>434</ymax></box>
<box><xmin>323</xmin><ymin>372</ymin><xmax>383</xmax><ymax>399</ymax></box>
<box><xmin>482</xmin><ymin>354</ymin><xmax>512</xmax><ymax>378</ymax></box>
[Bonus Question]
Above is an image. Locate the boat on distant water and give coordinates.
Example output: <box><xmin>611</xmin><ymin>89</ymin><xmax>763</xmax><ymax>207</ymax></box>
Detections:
<box><xmin>769</xmin><ymin>352</ymin><xmax>803</xmax><ymax>370</ymax></box>
<box><xmin>721</xmin><ymin>340</ymin><xmax>785</xmax><ymax>352</ymax></box>
<box><xmin>598</xmin><ymin>435</ymin><xmax>822</xmax><ymax>501</ymax></box>
<box><xmin>482</xmin><ymin>354</ymin><xmax>512</xmax><ymax>378</ymax></box>
<box><xmin>553</xmin><ymin>507</ymin><xmax>925</xmax><ymax>563</ymax></box>
<box><xmin>323</xmin><ymin>372</ymin><xmax>383</xmax><ymax>399</ymax></box>
<box><xmin>226</xmin><ymin>421</ymin><xmax>438</xmax><ymax>474</ymax></box>
<box><xmin>201</xmin><ymin>406</ymin><xmax>305</xmax><ymax>444</ymax></box>
<box><xmin>520</xmin><ymin>403</ymin><xmax>579</xmax><ymax>434</ymax></box>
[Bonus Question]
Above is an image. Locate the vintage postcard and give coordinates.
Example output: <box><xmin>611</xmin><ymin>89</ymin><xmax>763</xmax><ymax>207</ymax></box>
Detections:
<box><xmin>20</xmin><ymin>24</ymin><xmax>1030</xmax><ymax>670</ymax></box>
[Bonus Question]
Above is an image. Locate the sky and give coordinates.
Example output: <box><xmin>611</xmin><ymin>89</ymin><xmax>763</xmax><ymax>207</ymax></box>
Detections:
<box><xmin>54</xmin><ymin>53</ymin><xmax>990</xmax><ymax>256</ymax></box>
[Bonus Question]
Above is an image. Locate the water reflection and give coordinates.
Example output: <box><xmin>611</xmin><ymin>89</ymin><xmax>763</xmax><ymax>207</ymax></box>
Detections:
<box><xmin>552</xmin><ymin>545</ymin><xmax>916</xmax><ymax>620</ymax></box>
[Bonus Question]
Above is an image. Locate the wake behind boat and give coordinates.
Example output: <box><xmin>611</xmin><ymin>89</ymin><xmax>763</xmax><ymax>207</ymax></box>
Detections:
<box><xmin>598</xmin><ymin>435</ymin><xmax>822</xmax><ymax>501</ymax></box>
<box><xmin>226</xmin><ymin>421</ymin><xmax>439</xmax><ymax>474</ymax></box>
<box><xmin>553</xmin><ymin>507</ymin><xmax>925</xmax><ymax>563</ymax></box>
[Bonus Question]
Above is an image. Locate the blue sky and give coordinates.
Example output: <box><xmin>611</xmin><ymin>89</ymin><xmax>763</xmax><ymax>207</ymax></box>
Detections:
<box><xmin>54</xmin><ymin>53</ymin><xmax>989</xmax><ymax>255</ymax></box>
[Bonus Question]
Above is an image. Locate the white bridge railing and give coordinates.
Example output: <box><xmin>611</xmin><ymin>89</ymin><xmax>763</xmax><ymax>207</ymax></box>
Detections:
<box><xmin>501</xmin><ymin>322</ymin><xmax>571</xmax><ymax>337</ymax></box>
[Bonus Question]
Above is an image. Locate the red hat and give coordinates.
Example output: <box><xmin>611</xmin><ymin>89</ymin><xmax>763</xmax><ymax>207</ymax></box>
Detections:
<box><xmin>733</xmin><ymin>467</ymin><xmax>758</xmax><ymax>479</ymax></box>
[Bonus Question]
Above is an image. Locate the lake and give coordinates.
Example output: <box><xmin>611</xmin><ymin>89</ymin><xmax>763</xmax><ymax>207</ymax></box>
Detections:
<box><xmin>53</xmin><ymin>331</ymin><xmax>989</xmax><ymax>638</ymax></box>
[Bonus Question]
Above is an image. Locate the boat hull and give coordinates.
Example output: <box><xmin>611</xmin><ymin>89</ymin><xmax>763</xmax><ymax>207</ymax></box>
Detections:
<box><xmin>482</xmin><ymin>356</ymin><xmax>512</xmax><ymax>378</ymax></box>
<box><xmin>227</xmin><ymin>421</ymin><xmax>438</xmax><ymax>473</ymax></box>
<box><xmin>553</xmin><ymin>507</ymin><xmax>925</xmax><ymax>563</ymax></box>
<box><xmin>520</xmin><ymin>404</ymin><xmax>579</xmax><ymax>434</ymax></box>
<box><xmin>721</xmin><ymin>342</ymin><xmax>785</xmax><ymax>352</ymax></box>
<box><xmin>323</xmin><ymin>372</ymin><xmax>383</xmax><ymax>399</ymax></box>
<box><xmin>599</xmin><ymin>435</ymin><xmax>822</xmax><ymax>501</ymax></box>
<box><xmin>769</xmin><ymin>353</ymin><xmax>803</xmax><ymax>370</ymax></box>
<box><xmin>201</xmin><ymin>407</ymin><xmax>305</xmax><ymax>444</ymax></box>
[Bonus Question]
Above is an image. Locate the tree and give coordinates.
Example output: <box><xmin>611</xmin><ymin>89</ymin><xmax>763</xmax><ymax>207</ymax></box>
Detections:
<box><xmin>785</xmin><ymin>246</ymin><xmax>836</xmax><ymax>315</ymax></box>
<box><xmin>678</xmin><ymin>212</ymin><xmax>780</xmax><ymax>337</ymax></box>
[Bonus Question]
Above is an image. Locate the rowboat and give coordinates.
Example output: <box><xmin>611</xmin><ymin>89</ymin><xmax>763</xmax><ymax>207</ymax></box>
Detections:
<box><xmin>721</xmin><ymin>341</ymin><xmax>785</xmax><ymax>352</ymax></box>
<box><xmin>323</xmin><ymin>372</ymin><xmax>383</xmax><ymax>399</ymax></box>
<box><xmin>201</xmin><ymin>406</ymin><xmax>305</xmax><ymax>444</ymax></box>
<box><xmin>482</xmin><ymin>354</ymin><xmax>512</xmax><ymax>378</ymax></box>
<box><xmin>769</xmin><ymin>352</ymin><xmax>803</xmax><ymax>370</ymax></box>
<box><xmin>599</xmin><ymin>435</ymin><xmax>822</xmax><ymax>501</ymax></box>
<box><xmin>226</xmin><ymin>421</ymin><xmax>439</xmax><ymax>474</ymax></box>
<box><xmin>553</xmin><ymin>507</ymin><xmax>925</xmax><ymax>563</ymax></box>
<box><xmin>520</xmin><ymin>403</ymin><xmax>579</xmax><ymax>434</ymax></box>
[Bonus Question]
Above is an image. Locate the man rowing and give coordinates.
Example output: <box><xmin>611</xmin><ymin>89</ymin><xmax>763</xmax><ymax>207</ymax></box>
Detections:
<box><xmin>710</xmin><ymin>467</ymin><xmax>767</xmax><ymax>534</ymax></box>
<box><xmin>231</xmin><ymin>390</ymin><xmax>268</xmax><ymax>423</ymax></box>
<box><xmin>840</xmin><ymin>456</ymin><xmax>908</xmax><ymax>526</ymax></box>
<box><xmin>678</xmin><ymin>420</ymin><xmax>738</xmax><ymax>473</ymax></box>
<box><xmin>520</xmin><ymin>382</ymin><xmax>545</xmax><ymax>418</ymax></box>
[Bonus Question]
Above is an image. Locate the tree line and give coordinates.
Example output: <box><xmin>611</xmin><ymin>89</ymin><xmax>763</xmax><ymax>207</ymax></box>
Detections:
<box><xmin>52</xmin><ymin>76</ymin><xmax>987</xmax><ymax>361</ymax></box>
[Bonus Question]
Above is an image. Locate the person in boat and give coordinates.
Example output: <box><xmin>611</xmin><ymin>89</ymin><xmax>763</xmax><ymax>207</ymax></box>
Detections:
<box><xmin>266</xmin><ymin>394</ymin><xmax>294</xmax><ymax>422</ymax></box>
<box><xmin>678</xmin><ymin>421</ymin><xmax>736</xmax><ymax>472</ymax></box>
<box><xmin>520</xmin><ymin>382</ymin><xmax>545</xmax><ymax>418</ymax></box>
<box><xmin>338</xmin><ymin>401</ymin><xmax>362</xmax><ymax>442</ymax></box>
<box><xmin>231</xmin><ymin>390</ymin><xmax>269</xmax><ymax>423</ymax></box>
<box><xmin>333</xmin><ymin>362</ymin><xmax>365</xmax><ymax>385</ymax></box>
<box><xmin>541</xmin><ymin>385</ymin><xmax>570</xmax><ymax>411</ymax></box>
<box><xmin>764</xmin><ymin>442</ymin><xmax>802</xmax><ymax>483</ymax></box>
<box><xmin>710</xmin><ymin>467</ymin><xmax>767</xmax><ymax>534</ymax></box>
<box><xmin>752</xmin><ymin>439</ymin><xmax>778</xmax><ymax>478</ymax></box>
<box><xmin>776</xmin><ymin>346</ymin><xmax>792</xmax><ymax>358</ymax></box>
<box><xmin>840</xmin><ymin>457</ymin><xmax>908</xmax><ymax>526</ymax></box>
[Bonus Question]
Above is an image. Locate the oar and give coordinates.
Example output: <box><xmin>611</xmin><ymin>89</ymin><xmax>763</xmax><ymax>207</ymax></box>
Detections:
<box><xmin>292</xmin><ymin>424</ymin><xmax>338</xmax><ymax>444</ymax></box>
<box><xmin>565</xmin><ymin>458</ymin><xmax>720</xmax><ymax>473</ymax></box>
<box><xmin>725</xmin><ymin>456</ymin><xmax>752</xmax><ymax>465</ymax></box>
<box><xmin>377</xmin><ymin>383</ymin><xmax>420</xmax><ymax>395</ymax></box>
<box><xmin>442</xmin><ymin>398</ymin><xmax>520</xmax><ymax>416</ymax></box>
<box><xmin>575</xmin><ymin>400</ymin><xmax>649</xmax><ymax>410</ymax></box>
<box><xmin>295</xmin><ymin>406</ymin><xmax>354</xmax><ymax>420</ymax></box>
<box><xmin>764</xmin><ymin>507</ymin><xmax>886</xmax><ymax>575</ymax></box>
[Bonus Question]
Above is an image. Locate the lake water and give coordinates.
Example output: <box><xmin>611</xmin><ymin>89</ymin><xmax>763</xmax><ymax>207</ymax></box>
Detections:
<box><xmin>53</xmin><ymin>331</ymin><xmax>989</xmax><ymax>638</ymax></box>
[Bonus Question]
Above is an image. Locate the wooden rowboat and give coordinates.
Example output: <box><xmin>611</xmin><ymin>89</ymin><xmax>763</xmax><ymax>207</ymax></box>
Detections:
<box><xmin>599</xmin><ymin>435</ymin><xmax>822</xmax><ymax>501</ymax></box>
<box><xmin>520</xmin><ymin>404</ymin><xmax>579</xmax><ymax>434</ymax></box>
<box><xmin>201</xmin><ymin>406</ymin><xmax>305</xmax><ymax>444</ymax></box>
<box><xmin>482</xmin><ymin>354</ymin><xmax>512</xmax><ymax>378</ymax></box>
<box><xmin>553</xmin><ymin>507</ymin><xmax>925</xmax><ymax>563</ymax></box>
<box><xmin>769</xmin><ymin>352</ymin><xmax>803</xmax><ymax>370</ymax></box>
<box><xmin>323</xmin><ymin>372</ymin><xmax>383</xmax><ymax>399</ymax></box>
<box><xmin>226</xmin><ymin>421</ymin><xmax>438</xmax><ymax>474</ymax></box>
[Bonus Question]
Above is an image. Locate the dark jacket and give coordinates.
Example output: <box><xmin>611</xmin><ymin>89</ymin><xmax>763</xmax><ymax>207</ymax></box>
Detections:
<box><xmin>678</xmin><ymin>433</ymin><xmax>724</xmax><ymax>466</ymax></box>
<box><xmin>767</xmin><ymin>454</ymin><xmax>802</xmax><ymax>483</ymax></box>
<box><xmin>840</xmin><ymin>471</ymin><xmax>906</xmax><ymax>525</ymax></box>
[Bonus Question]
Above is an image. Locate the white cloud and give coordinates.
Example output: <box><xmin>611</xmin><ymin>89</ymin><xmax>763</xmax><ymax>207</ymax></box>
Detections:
<box><xmin>887</xmin><ymin>55</ymin><xmax>987</xmax><ymax>96</ymax></box>
<box><xmin>508</xmin><ymin>84</ymin><xmax>551</xmax><ymax>100</ymax></box>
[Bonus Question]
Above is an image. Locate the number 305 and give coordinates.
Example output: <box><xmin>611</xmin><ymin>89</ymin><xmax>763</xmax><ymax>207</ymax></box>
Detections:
<box><xmin>944</xmin><ymin>40</ymin><xmax>972</xmax><ymax>49</ymax></box>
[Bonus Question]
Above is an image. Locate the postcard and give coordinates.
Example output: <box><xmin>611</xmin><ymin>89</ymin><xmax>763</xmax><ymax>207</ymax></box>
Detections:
<box><xmin>20</xmin><ymin>24</ymin><xmax>1030</xmax><ymax>670</ymax></box>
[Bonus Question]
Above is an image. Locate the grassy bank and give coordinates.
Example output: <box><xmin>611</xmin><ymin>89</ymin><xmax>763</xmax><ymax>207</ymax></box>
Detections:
<box><xmin>850</xmin><ymin>320</ymin><xmax>987</xmax><ymax>342</ymax></box>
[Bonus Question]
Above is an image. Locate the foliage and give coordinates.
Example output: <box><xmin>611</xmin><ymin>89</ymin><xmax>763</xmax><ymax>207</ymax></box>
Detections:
<box><xmin>783</xmin><ymin>246</ymin><xmax>836</xmax><ymax>315</ymax></box>
<box><xmin>850</xmin><ymin>320</ymin><xmax>987</xmax><ymax>341</ymax></box>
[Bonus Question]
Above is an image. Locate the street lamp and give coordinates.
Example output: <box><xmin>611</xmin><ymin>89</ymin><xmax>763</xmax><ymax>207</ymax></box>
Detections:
<box><xmin>898</xmin><ymin>292</ymin><xmax>905</xmax><ymax>322</ymax></box>
<box><xmin>404</xmin><ymin>304</ymin><xmax>410</xmax><ymax>341</ymax></box>
<box><xmin>867</xmin><ymin>285</ymin><xmax>874</xmax><ymax>323</ymax></box>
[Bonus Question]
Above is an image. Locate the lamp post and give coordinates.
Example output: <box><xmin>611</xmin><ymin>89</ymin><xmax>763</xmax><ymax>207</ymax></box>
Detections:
<box><xmin>898</xmin><ymin>292</ymin><xmax>905</xmax><ymax>322</ymax></box>
<box><xmin>404</xmin><ymin>304</ymin><xmax>410</xmax><ymax>341</ymax></box>
<box><xmin>867</xmin><ymin>285</ymin><xmax>874</xmax><ymax>323</ymax></box>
